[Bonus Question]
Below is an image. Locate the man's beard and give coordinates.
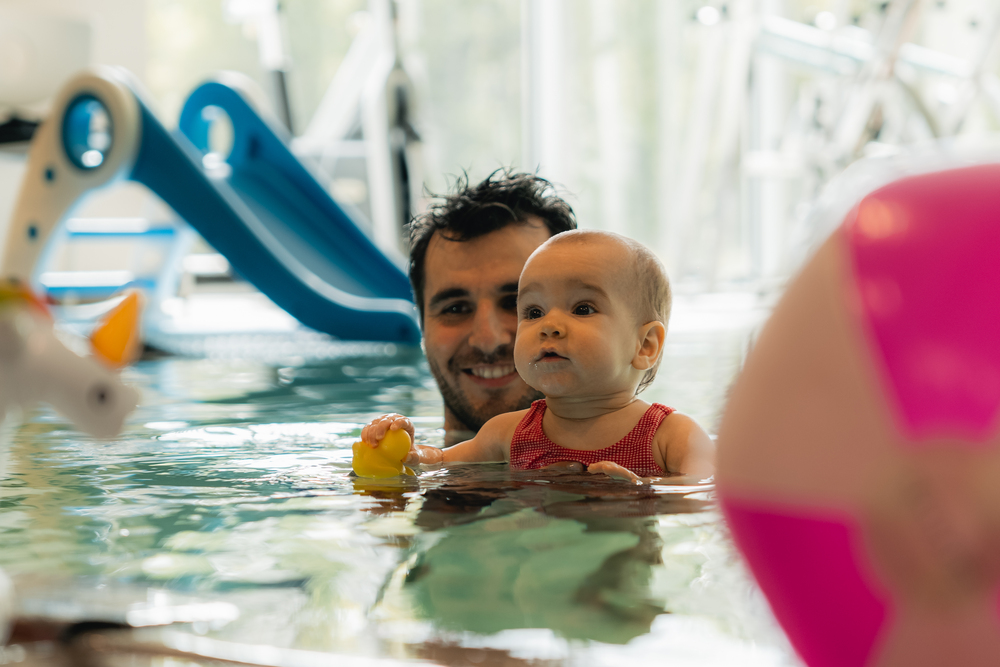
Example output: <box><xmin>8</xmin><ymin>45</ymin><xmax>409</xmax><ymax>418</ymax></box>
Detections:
<box><xmin>428</xmin><ymin>347</ymin><xmax>542</xmax><ymax>434</ymax></box>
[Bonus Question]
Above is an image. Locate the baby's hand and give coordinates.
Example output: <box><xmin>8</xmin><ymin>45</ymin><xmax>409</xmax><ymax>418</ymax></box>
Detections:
<box><xmin>361</xmin><ymin>414</ymin><xmax>417</xmax><ymax>462</ymax></box>
<box><xmin>587</xmin><ymin>461</ymin><xmax>648</xmax><ymax>485</ymax></box>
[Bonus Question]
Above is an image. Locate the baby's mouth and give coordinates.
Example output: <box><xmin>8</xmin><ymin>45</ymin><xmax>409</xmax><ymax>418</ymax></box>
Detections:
<box><xmin>537</xmin><ymin>351</ymin><xmax>568</xmax><ymax>362</ymax></box>
<box><xmin>464</xmin><ymin>364</ymin><xmax>517</xmax><ymax>380</ymax></box>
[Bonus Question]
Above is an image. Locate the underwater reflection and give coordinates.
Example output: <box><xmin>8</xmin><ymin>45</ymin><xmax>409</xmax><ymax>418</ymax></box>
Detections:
<box><xmin>407</xmin><ymin>510</ymin><xmax>662</xmax><ymax>643</ymax></box>
<box><xmin>354</xmin><ymin>465</ymin><xmax>710</xmax><ymax>645</ymax></box>
<box><xmin>351</xmin><ymin>477</ymin><xmax>418</xmax><ymax>515</ymax></box>
<box><xmin>415</xmin><ymin>470</ymin><xmax>709</xmax><ymax>526</ymax></box>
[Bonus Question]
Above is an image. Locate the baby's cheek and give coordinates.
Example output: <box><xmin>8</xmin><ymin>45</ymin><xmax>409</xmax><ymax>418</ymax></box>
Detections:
<box><xmin>513</xmin><ymin>337</ymin><xmax>532</xmax><ymax>374</ymax></box>
<box><xmin>513</xmin><ymin>355</ymin><xmax>532</xmax><ymax>382</ymax></box>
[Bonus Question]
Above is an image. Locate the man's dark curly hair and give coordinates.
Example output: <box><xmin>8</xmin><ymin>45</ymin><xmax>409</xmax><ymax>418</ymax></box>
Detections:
<box><xmin>409</xmin><ymin>168</ymin><xmax>577</xmax><ymax>322</ymax></box>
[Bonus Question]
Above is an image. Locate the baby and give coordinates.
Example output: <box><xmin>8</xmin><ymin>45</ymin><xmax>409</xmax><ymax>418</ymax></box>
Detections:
<box><xmin>361</xmin><ymin>229</ymin><xmax>715</xmax><ymax>484</ymax></box>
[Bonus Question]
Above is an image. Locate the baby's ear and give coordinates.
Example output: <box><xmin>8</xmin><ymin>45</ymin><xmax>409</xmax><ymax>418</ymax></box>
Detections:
<box><xmin>633</xmin><ymin>321</ymin><xmax>666</xmax><ymax>370</ymax></box>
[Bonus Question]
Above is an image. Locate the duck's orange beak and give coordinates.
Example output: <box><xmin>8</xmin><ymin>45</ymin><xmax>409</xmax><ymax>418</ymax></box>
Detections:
<box><xmin>90</xmin><ymin>290</ymin><xmax>143</xmax><ymax>368</ymax></box>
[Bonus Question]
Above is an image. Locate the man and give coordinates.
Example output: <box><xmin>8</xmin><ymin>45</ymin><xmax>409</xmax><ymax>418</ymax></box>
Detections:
<box><xmin>408</xmin><ymin>169</ymin><xmax>577</xmax><ymax>444</ymax></box>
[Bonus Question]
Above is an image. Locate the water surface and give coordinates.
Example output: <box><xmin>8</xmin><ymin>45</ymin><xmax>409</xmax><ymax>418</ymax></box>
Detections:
<box><xmin>0</xmin><ymin>323</ymin><xmax>800</xmax><ymax>666</ymax></box>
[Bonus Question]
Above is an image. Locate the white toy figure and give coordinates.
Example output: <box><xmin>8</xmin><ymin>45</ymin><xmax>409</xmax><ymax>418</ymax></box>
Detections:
<box><xmin>0</xmin><ymin>283</ymin><xmax>140</xmax><ymax>439</ymax></box>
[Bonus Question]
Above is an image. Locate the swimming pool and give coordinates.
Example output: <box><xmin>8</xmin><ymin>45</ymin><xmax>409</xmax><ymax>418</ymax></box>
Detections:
<box><xmin>0</xmin><ymin>306</ymin><xmax>801</xmax><ymax>666</ymax></box>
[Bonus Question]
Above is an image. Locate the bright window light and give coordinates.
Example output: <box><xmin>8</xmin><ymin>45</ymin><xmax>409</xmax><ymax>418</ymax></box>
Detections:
<box><xmin>696</xmin><ymin>6</ymin><xmax>721</xmax><ymax>25</ymax></box>
<box><xmin>815</xmin><ymin>11</ymin><xmax>837</xmax><ymax>30</ymax></box>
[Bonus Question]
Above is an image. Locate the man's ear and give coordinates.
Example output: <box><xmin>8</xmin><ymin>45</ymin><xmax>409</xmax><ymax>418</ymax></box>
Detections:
<box><xmin>632</xmin><ymin>321</ymin><xmax>665</xmax><ymax>370</ymax></box>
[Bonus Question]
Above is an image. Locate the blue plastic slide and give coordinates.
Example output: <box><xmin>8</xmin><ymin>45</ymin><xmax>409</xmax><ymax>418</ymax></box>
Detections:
<box><xmin>2</xmin><ymin>68</ymin><xmax>421</xmax><ymax>344</ymax></box>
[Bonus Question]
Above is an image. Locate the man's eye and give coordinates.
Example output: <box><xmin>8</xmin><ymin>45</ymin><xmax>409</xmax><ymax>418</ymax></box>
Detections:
<box><xmin>573</xmin><ymin>304</ymin><xmax>596</xmax><ymax>316</ymax></box>
<box><xmin>439</xmin><ymin>303</ymin><xmax>471</xmax><ymax>316</ymax></box>
<box><xmin>500</xmin><ymin>295</ymin><xmax>518</xmax><ymax>312</ymax></box>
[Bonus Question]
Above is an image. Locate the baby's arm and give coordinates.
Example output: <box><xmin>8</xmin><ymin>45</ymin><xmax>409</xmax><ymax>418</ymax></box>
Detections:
<box><xmin>360</xmin><ymin>412</ymin><xmax>522</xmax><ymax>466</ymax></box>
<box><xmin>587</xmin><ymin>412</ymin><xmax>715</xmax><ymax>485</ymax></box>
<box><xmin>655</xmin><ymin>411</ymin><xmax>715</xmax><ymax>482</ymax></box>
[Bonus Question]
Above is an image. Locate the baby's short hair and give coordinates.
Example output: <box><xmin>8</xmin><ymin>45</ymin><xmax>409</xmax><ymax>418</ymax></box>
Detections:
<box><xmin>547</xmin><ymin>230</ymin><xmax>671</xmax><ymax>393</ymax></box>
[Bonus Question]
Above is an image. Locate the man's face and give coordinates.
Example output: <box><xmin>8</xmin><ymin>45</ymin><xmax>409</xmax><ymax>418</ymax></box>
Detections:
<box><xmin>422</xmin><ymin>219</ymin><xmax>552</xmax><ymax>437</ymax></box>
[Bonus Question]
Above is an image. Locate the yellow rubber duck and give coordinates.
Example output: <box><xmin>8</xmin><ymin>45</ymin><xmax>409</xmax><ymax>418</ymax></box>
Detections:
<box><xmin>352</xmin><ymin>428</ymin><xmax>415</xmax><ymax>478</ymax></box>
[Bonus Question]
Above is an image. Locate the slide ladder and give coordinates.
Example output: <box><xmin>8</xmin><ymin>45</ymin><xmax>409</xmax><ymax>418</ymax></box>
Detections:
<box><xmin>1</xmin><ymin>67</ymin><xmax>421</xmax><ymax>344</ymax></box>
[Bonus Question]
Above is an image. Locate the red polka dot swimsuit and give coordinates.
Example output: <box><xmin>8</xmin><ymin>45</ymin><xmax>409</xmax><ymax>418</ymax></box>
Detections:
<box><xmin>509</xmin><ymin>399</ymin><xmax>674</xmax><ymax>476</ymax></box>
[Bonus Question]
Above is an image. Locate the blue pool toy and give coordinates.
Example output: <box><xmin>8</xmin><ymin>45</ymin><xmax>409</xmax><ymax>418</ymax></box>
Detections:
<box><xmin>2</xmin><ymin>67</ymin><xmax>421</xmax><ymax>344</ymax></box>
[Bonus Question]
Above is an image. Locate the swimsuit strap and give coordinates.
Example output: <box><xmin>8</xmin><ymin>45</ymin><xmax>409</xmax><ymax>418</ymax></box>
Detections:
<box><xmin>511</xmin><ymin>399</ymin><xmax>549</xmax><ymax>448</ymax></box>
<box><xmin>509</xmin><ymin>399</ymin><xmax>674</xmax><ymax>475</ymax></box>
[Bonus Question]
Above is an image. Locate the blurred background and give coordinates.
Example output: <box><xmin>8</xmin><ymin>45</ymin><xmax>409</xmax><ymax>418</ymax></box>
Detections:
<box><xmin>2</xmin><ymin>0</ymin><xmax>1000</xmax><ymax>309</ymax></box>
<box><xmin>4</xmin><ymin>4</ymin><xmax>1000</xmax><ymax>663</ymax></box>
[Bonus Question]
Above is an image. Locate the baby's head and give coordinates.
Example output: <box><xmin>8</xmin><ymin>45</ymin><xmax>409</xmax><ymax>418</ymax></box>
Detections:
<box><xmin>514</xmin><ymin>230</ymin><xmax>671</xmax><ymax>397</ymax></box>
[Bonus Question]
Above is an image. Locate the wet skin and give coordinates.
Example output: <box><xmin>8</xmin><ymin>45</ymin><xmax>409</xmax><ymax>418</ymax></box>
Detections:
<box><xmin>515</xmin><ymin>241</ymin><xmax>648</xmax><ymax>406</ymax></box>
<box><xmin>512</xmin><ymin>239</ymin><xmax>669</xmax><ymax>469</ymax></box>
<box><xmin>421</xmin><ymin>219</ymin><xmax>552</xmax><ymax>442</ymax></box>
<box><xmin>367</xmin><ymin>233</ymin><xmax>716</xmax><ymax>484</ymax></box>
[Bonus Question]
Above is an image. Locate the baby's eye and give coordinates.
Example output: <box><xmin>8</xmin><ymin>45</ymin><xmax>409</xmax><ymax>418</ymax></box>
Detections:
<box><xmin>523</xmin><ymin>306</ymin><xmax>544</xmax><ymax>320</ymax></box>
<box><xmin>573</xmin><ymin>303</ymin><xmax>597</xmax><ymax>316</ymax></box>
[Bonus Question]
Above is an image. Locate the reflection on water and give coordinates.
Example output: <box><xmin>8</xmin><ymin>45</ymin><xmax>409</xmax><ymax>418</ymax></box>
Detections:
<box><xmin>400</xmin><ymin>470</ymin><xmax>696</xmax><ymax>644</ymax></box>
<box><xmin>0</xmin><ymin>330</ymin><xmax>799</xmax><ymax>666</ymax></box>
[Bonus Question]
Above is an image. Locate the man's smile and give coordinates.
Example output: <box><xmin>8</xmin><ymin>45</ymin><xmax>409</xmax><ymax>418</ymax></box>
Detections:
<box><xmin>463</xmin><ymin>364</ymin><xmax>518</xmax><ymax>385</ymax></box>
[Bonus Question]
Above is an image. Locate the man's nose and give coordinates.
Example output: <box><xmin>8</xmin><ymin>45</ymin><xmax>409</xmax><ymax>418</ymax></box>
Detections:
<box><xmin>467</xmin><ymin>301</ymin><xmax>514</xmax><ymax>352</ymax></box>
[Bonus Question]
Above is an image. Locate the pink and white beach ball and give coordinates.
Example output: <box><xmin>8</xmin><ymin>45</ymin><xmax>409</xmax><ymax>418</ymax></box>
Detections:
<box><xmin>719</xmin><ymin>163</ymin><xmax>1000</xmax><ymax>667</ymax></box>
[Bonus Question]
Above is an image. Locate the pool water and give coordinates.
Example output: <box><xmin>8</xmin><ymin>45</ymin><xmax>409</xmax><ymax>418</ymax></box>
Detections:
<box><xmin>0</xmin><ymin>319</ymin><xmax>802</xmax><ymax>666</ymax></box>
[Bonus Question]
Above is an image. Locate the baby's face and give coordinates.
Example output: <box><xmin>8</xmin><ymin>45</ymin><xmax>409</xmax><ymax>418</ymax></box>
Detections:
<box><xmin>514</xmin><ymin>239</ymin><xmax>645</xmax><ymax>398</ymax></box>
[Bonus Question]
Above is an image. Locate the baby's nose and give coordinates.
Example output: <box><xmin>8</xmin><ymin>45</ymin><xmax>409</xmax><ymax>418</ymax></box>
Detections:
<box><xmin>540</xmin><ymin>318</ymin><xmax>564</xmax><ymax>337</ymax></box>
